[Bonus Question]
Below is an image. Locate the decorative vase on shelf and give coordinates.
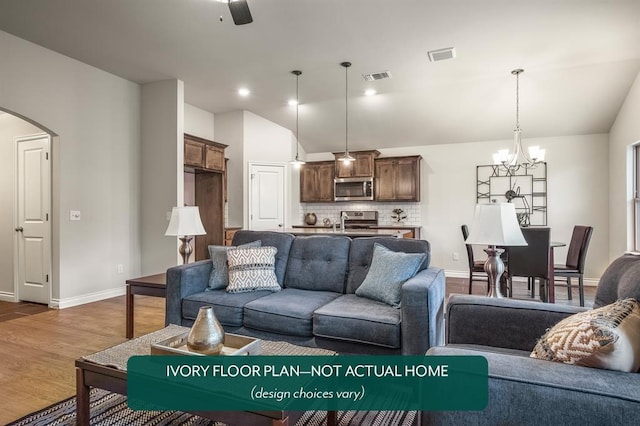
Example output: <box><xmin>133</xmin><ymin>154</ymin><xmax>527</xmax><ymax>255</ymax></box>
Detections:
<box><xmin>304</xmin><ymin>212</ymin><xmax>317</xmax><ymax>225</ymax></box>
<box><xmin>187</xmin><ymin>306</ymin><xmax>225</xmax><ymax>354</ymax></box>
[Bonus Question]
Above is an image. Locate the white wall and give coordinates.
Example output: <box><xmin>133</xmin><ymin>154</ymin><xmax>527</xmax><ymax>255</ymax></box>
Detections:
<box><xmin>609</xmin><ymin>71</ymin><xmax>640</xmax><ymax>259</ymax></box>
<box><xmin>140</xmin><ymin>80</ymin><xmax>184</xmax><ymax>274</ymax></box>
<box><xmin>308</xmin><ymin>134</ymin><xmax>609</xmax><ymax>281</ymax></box>
<box><xmin>214</xmin><ymin>110</ymin><xmax>300</xmax><ymax>228</ymax></box>
<box><xmin>0</xmin><ymin>30</ymin><xmax>141</xmax><ymax>306</ymax></box>
<box><xmin>214</xmin><ymin>111</ymin><xmax>244</xmax><ymax>227</ymax></box>
<box><xmin>243</xmin><ymin>111</ymin><xmax>297</xmax><ymax>228</ymax></box>
<box><xmin>0</xmin><ymin>114</ymin><xmax>42</xmax><ymax>300</ymax></box>
<box><xmin>184</xmin><ymin>103</ymin><xmax>214</xmax><ymax>140</ymax></box>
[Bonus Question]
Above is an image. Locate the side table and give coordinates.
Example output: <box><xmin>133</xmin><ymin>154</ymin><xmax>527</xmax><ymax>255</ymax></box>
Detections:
<box><xmin>126</xmin><ymin>272</ymin><xmax>166</xmax><ymax>338</ymax></box>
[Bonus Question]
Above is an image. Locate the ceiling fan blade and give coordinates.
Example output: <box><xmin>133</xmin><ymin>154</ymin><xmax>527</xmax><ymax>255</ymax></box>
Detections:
<box><xmin>228</xmin><ymin>0</ymin><xmax>253</xmax><ymax>25</ymax></box>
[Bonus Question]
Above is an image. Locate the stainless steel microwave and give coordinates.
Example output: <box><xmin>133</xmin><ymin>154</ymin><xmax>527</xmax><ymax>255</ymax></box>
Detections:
<box><xmin>334</xmin><ymin>177</ymin><xmax>374</xmax><ymax>201</ymax></box>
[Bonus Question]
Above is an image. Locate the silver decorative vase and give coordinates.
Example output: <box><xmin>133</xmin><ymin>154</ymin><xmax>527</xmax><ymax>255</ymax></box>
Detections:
<box><xmin>187</xmin><ymin>306</ymin><xmax>225</xmax><ymax>354</ymax></box>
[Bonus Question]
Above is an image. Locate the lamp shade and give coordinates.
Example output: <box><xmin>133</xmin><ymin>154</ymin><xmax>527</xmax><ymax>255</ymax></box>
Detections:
<box><xmin>164</xmin><ymin>206</ymin><xmax>206</xmax><ymax>236</ymax></box>
<box><xmin>465</xmin><ymin>203</ymin><xmax>527</xmax><ymax>246</ymax></box>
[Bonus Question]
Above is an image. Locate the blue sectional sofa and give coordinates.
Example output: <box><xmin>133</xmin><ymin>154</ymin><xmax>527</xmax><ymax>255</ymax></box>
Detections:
<box><xmin>165</xmin><ymin>230</ymin><xmax>445</xmax><ymax>355</ymax></box>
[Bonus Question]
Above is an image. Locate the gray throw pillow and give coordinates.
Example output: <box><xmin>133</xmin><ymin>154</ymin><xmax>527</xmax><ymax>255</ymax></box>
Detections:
<box><xmin>355</xmin><ymin>243</ymin><xmax>426</xmax><ymax>308</ymax></box>
<box><xmin>207</xmin><ymin>240</ymin><xmax>261</xmax><ymax>290</ymax></box>
<box><xmin>226</xmin><ymin>246</ymin><xmax>281</xmax><ymax>293</ymax></box>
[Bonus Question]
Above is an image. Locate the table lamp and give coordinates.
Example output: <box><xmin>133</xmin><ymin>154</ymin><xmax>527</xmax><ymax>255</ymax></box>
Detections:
<box><xmin>465</xmin><ymin>202</ymin><xmax>527</xmax><ymax>297</ymax></box>
<box><xmin>165</xmin><ymin>206</ymin><xmax>206</xmax><ymax>264</ymax></box>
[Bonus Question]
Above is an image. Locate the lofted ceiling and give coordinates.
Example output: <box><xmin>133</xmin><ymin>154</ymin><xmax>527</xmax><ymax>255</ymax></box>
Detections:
<box><xmin>0</xmin><ymin>0</ymin><xmax>638</xmax><ymax>153</ymax></box>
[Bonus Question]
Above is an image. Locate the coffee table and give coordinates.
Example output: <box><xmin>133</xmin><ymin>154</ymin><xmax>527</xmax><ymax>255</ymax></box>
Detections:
<box><xmin>76</xmin><ymin>325</ymin><xmax>337</xmax><ymax>426</ymax></box>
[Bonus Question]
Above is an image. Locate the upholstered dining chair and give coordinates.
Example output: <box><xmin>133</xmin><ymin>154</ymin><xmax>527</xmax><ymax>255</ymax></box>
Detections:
<box><xmin>506</xmin><ymin>227</ymin><xmax>551</xmax><ymax>301</ymax></box>
<box><xmin>461</xmin><ymin>224</ymin><xmax>489</xmax><ymax>294</ymax></box>
<box><xmin>554</xmin><ymin>225</ymin><xmax>594</xmax><ymax>307</ymax></box>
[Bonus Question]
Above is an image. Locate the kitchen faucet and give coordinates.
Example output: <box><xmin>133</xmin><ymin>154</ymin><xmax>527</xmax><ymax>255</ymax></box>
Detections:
<box><xmin>340</xmin><ymin>211</ymin><xmax>349</xmax><ymax>231</ymax></box>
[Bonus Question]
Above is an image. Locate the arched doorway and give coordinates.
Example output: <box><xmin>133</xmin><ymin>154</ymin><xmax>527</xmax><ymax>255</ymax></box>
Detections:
<box><xmin>0</xmin><ymin>108</ymin><xmax>55</xmax><ymax>306</ymax></box>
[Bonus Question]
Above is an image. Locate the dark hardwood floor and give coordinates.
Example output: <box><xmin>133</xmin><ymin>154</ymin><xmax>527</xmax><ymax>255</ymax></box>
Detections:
<box><xmin>0</xmin><ymin>277</ymin><xmax>595</xmax><ymax>424</ymax></box>
<box><xmin>0</xmin><ymin>300</ymin><xmax>51</xmax><ymax>322</ymax></box>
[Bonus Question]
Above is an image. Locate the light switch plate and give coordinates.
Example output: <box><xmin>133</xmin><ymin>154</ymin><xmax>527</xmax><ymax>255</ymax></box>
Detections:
<box><xmin>70</xmin><ymin>210</ymin><xmax>81</xmax><ymax>221</ymax></box>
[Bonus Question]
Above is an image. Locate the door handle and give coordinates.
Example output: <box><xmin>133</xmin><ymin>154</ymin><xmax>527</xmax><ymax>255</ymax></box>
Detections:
<box><xmin>278</xmin><ymin>223</ymin><xmax>283</xmax><ymax>227</ymax></box>
<box><xmin>15</xmin><ymin>226</ymin><xmax>23</xmax><ymax>232</ymax></box>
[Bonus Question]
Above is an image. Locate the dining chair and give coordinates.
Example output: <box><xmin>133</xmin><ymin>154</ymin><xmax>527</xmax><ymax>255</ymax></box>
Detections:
<box><xmin>506</xmin><ymin>227</ymin><xmax>551</xmax><ymax>301</ymax></box>
<box><xmin>554</xmin><ymin>225</ymin><xmax>593</xmax><ymax>307</ymax></box>
<box><xmin>461</xmin><ymin>224</ymin><xmax>489</xmax><ymax>294</ymax></box>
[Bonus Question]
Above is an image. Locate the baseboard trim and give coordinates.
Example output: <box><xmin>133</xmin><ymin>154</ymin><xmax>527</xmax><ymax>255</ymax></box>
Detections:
<box><xmin>50</xmin><ymin>286</ymin><xmax>126</xmax><ymax>309</ymax></box>
<box><xmin>0</xmin><ymin>291</ymin><xmax>16</xmax><ymax>302</ymax></box>
<box><xmin>444</xmin><ymin>269</ymin><xmax>599</xmax><ymax>287</ymax></box>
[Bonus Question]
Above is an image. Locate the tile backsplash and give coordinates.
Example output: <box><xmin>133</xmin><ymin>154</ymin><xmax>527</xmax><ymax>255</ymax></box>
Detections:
<box><xmin>300</xmin><ymin>202</ymin><xmax>421</xmax><ymax>226</ymax></box>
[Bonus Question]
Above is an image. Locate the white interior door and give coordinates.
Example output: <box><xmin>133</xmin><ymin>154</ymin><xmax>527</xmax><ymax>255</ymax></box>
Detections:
<box><xmin>249</xmin><ymin>163</ymin><xmax>285</xmax><ymax>231</ymax></box>
<box><xmin>16</xmin><ymin>134</ymin><xmax>51</xmax><ymax>304</ymax></box>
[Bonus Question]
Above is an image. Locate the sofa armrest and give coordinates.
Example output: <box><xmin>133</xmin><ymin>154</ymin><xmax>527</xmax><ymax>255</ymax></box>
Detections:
<box><xmin>446</xmin><ymin>295</ymin><xmax>587</xmax><ymax>351</ymax></box>
<box><xmin>401</xmin><ymin>266</ymin><xmax>446</xmax><ymax>354</ymax></box>
<box><xmin>424</xmin><ymin>346</ymin><xmax>640</xmax><ymax>425</ymax></box>
<box><xmin>165</xmin><ymin>260</ymin><xmax>212</xmax><ymax>326</ymax></box>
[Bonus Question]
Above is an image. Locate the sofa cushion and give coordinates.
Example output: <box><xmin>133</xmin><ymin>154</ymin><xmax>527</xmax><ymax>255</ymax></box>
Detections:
<box><xmin>182</xmin><ymin>290</ymin><xmax>273</xmax><ymax>327</ymax></box>
<box><xmin>207</xmin><ymin>240</ymin><xmax>261</xmax><ymax>290</ymax></box>
<box><xmin>313</xmin><ymin>294</ymin><xmax>401</xmax><ymax>348</ymax></box>
<box><xmin>354</xmin><ymin>243</ymin><xmax>426</xmax><ymax>307</ymax></box>
<box><xmin>231</xmin><ymin>231</ymin><xmax>294</xmax><ymax>286</ymax></box>
<box><xmin>283</xmin><ymin>236</ymin><xmax>351</xmax><ymax>293</ymax></box>
<box><xmin>346</xmin><ymin>237</ymin><xmax>430</xmax><ymax>294</ymax></box>
<box><xmin>227</xmin><ymin>246</ymin><xmax>281</xmax><ymax>293</ymax></box>
<box><xmin>594</xmin><ymin>253</ymin><xmax>640</xmax><ymax>308</ymax></box>
<box><xmin>243</xmin><ymin>288</ymin><xmax>341</xmax><ymax>337</ymax></box>
<box><xmin>531</xmin><ymin>298</ymin><xmax>640</xmax><ymax>372</ymax></box>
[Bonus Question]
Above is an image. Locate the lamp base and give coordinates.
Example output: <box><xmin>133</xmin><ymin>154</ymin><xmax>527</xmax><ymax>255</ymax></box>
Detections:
<box><xmin>483</xmin><ymin>247</ymin><xmax>505</xmax><ymax>298</ymax></box>
<box><xmin>178</xmin><ymin>236</ymin><xmax>194</xmax><ymax>265</ymax></box>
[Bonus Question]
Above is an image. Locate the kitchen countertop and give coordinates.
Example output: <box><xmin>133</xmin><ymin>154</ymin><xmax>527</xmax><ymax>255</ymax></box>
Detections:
<box><xmin>271</xmin><ymin>228</ymin><xmax>411</xmax><ymax>238</ymax></box>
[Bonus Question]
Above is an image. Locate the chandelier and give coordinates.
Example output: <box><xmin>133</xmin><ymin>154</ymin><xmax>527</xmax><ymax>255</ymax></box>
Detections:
<box><xmin>493</xmin><ymin>69</ymin><xmax>545</xmax><ymax>173</ymax></box>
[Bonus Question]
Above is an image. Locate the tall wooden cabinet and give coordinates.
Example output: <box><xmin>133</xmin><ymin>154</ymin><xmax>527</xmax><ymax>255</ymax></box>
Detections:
<box><xmin>374</xmin><ymin>155</ymin><xmax>421</xmax><ymax>202</ymax></box>
<box><xmin>300</xmin><ymin>161</ymin><xmax>334</xmax><ymax>202</ymax></box>
<box><xmin>184</xmin><ymin>134</ymin><xmax>228</xmax><ymax>260</ymax></box>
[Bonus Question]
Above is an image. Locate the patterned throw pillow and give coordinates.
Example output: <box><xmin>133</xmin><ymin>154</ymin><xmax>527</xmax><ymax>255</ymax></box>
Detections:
<box><xmin>354</xmin><ymin>243</ymin><xmax>426</xmax><ymax>308</ymax></box>
<box><xmin>207</xmin><ymin>240</ymin><xmax>261</xmax><ymax>290</ymax></box>
<box><xmin>530</xmin><ymin>298</ymin><xmax>640</xmax><ymax>372</ymax></box>
<box><xmin>226</xmin><ymin>246</ymin><xmax>281</xmax><ymax>293</ymax></box>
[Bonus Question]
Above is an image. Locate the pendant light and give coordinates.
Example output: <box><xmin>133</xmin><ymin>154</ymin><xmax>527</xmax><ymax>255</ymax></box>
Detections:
<box><xmin>493</xmin><ymin>68</ymin><xmax>545</xmax><ymax>173</ymax></box>
<box><xmin>289</xmin><ymin>70</ymin><xmax>305</xmax><ymax>168</ymax></box>
<box><xmin>337</xmin><ymin>61</ymin><xmax>355</xmax><ymax>163</ymax></box>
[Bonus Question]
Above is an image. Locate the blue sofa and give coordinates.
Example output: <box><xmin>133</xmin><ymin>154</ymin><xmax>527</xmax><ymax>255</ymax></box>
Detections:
<box><xmin>424</xmin><ymin>253</ymin><xmax>640</xmax><ymax>425</ymax></box>
<box><xmin>165</xmin><ymin>230</ymin><xmax>445</xmax><ymax>355</ymax></box>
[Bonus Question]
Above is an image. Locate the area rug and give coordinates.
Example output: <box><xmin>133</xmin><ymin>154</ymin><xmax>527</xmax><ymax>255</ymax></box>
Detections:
<box><xmin>7</xmin><ymin>388</ymin><xmax>417</xmax><ymax>426</ymax></box>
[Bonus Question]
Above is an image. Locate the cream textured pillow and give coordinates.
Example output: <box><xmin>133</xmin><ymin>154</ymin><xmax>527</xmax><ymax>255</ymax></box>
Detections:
<box><xmin>226</xmin><ymin>246</ymin><xmax>281</xmax><ymax>293</ymax></box>
<box><xmin>530</xmin><ymin>298</ymin><xmax>640</xmax><ymax>372</ymax></box>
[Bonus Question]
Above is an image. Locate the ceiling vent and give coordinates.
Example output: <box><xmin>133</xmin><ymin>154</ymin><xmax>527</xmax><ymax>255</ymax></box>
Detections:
<box><xmin>428</xmin><ymin>47</ymin><xmax>456</xmax><ymax>62</ymax></box>
<box><xmin>362</xmin><ymin>71</ymin><xmax>392</xmax><ymax>81</ymax></box>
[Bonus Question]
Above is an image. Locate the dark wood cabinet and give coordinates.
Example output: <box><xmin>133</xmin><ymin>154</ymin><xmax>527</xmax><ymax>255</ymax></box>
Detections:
<box><xmin>184</xmin><ymin>134</ymin><xmax>228</xmax><ymax>260</ymax></box>
<box><xmin>374</xmin><ymin>155</ymin><xmax>421</xmax><ymax>201</ymax></box>
<box><xmin>334</xmin><ymin>150</ymin><xmax>380</xmax><ymax>178</ymax></box>
<box><xmin>184</xmin><ymin>133</ymin><xmax>227</xmax><ymax>173</ymax></box>
<box><xmin>300</xmin><ymin>161</ymin><xmax>334</xmax><ymax>202</ymax></box>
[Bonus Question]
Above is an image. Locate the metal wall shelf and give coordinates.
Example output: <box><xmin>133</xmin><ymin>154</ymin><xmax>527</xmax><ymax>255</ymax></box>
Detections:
<box><xmin>476</xmin><ymin>163</ymin><xmax>547</xmax><ymax>226</ymax></box>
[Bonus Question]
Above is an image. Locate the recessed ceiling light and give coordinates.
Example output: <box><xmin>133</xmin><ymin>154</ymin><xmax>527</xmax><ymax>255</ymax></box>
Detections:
<box><xmin>364</xmin><ymin>89</ymin><xmax>377</xmax><ymax>96</ymax></box>
<box><xmin>238</xmin><ymin>87</ymin><xmax>250</xmax><ymax>97</ymax></box>
<box><xmin>288</xmin><ymin>99</ymin><xmax>298</xmax><ymax>106</ymax></box>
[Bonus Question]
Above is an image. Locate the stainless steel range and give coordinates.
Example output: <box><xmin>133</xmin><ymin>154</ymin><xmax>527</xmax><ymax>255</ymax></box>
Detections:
<box><xmin>341</xmin><ymin>210</ymin><xmax>378</xmax><ymax>228</ymax></box>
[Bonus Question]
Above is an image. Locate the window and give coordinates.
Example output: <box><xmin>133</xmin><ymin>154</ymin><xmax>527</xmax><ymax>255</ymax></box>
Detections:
<box><xmin>634</xmin><ymin>145</ymin><xmax>640</xmax><ymax>251</ymax></box>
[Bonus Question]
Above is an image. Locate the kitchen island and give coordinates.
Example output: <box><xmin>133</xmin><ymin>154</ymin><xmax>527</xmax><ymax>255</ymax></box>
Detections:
<box><xmin>271</xmin><ymin>227</ymin><xmax>410</xmax><ymax>238</ymax></box>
